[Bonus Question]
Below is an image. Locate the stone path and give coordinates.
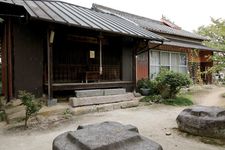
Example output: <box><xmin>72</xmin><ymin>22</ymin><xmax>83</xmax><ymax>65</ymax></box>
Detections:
<box><xmin>193</xmin><ymin>86</ymin><xmax>225</xmax><ymax>107</ymax></box>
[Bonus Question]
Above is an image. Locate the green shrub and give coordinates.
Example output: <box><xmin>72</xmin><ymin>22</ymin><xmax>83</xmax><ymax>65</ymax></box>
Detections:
<box><xmin>18</xmin><ymin>91</ymin><xmax>42</xmax><ymax>128</ymax></box>
<box><xmin>137</xmin><ymin>79</ymin><xmax>148</xmax><ymax>90</ymax></box>
<box><xmin>137</xmin><ymin>79</ymin><xmax>158</xmax><ymax>95</ymax></box>
<box><xmin>63</xmin><ymin>108</ymin><xmax>72</xmax><ymax>119</ymax></box>
<box><xmin>155</xmin><ymin>70</ymin><xmax>192</xmax><ymax>99</ymax></box>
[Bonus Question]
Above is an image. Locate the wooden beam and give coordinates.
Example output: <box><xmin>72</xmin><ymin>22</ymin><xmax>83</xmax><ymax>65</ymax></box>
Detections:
<box><xmin>44</xmin><ymin>81</ymin><xmax>134</xmax><ymax>91</ymax></box>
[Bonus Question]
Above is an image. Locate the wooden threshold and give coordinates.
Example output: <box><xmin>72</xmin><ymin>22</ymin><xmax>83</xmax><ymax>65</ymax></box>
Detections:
<box><xmin>44</xmin><ymin>81</ymin><xmax>134</xmax><ymax>91</ymax></box>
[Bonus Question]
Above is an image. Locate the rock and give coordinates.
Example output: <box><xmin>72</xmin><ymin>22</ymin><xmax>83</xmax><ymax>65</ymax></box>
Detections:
<box><xmin>53</xmin><ymin>121</ymin><xmax>163</xmax><ymax>150</ymax></box>
<box><xmin>176</xmin><ymin>106</ymin><xmax>225</xmax><ymax>139</ymax></box>
<box><xmin>133</xmin><ymin>91</ymin><xmax>142</xmax><ymax>97</ymax></box>
<box><xmin>165</xmin><ymin>132</ymin><xmax>171</xmax><ymax>136</ymax></box>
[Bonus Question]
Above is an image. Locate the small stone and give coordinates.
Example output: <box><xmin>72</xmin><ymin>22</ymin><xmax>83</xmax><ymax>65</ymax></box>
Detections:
<box><xmin>165</xmin><ymin>132</ymin><xmax>171</xmax><ymax>136</ymax></box>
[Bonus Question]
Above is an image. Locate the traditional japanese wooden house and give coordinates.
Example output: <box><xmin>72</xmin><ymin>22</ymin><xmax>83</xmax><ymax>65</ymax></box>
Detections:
<box><xmin>0</xmin><ymin>0</ymin><xmax>165</xmax><ymax>102</ymax></box>
<box><xmin>92</xmin><ymin>4</ymin><xmax>218</xmax><ymax>84</ymax></box>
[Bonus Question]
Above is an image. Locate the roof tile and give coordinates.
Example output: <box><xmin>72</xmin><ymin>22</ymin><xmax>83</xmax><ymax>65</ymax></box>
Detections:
<box><xmin>0</xmin><ymin>0</ymin><xmax>166</xmax><ymax>41</ymax></box>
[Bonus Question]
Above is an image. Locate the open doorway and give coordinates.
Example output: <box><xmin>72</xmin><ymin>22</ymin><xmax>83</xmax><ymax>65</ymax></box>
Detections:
<box><xmin>51</xmin><ymin>32</ymin><xmax>122</xmax><ymax>84</ymax></box>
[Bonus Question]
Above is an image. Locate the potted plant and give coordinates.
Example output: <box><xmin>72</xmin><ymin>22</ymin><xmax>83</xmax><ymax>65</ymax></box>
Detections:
<box><xmin>137</xmin><ymin>79</ymin><xmax>151</xmax><ymax>96</ymax></box>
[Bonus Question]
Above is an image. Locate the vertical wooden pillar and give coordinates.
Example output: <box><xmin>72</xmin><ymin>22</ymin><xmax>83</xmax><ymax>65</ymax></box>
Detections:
<box><xmin>99</xmin><ymin>36</ymin><xmax>103</xmax><ymax>75</ymax></box>
<box><xmin>2</xmin><ymin>18</ymin><xmax>13</xmax><ymax>101</ymax></box>
<box><xmin>7</xmin><ymin>18</ymin><xmax>13</xmax><ymax>99</ymax></box>
<box><xmin>47</xmin><ymin>30</ymin><xmax>57</xmax><ymax>106</ymax></box>
<box><xmin>1</xmin><ymin>21</ymin><xmax>7</xmax><ymax>97</ymax></box>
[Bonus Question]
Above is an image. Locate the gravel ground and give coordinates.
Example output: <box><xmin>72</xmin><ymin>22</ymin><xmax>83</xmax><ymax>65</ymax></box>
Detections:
<box><xmin>0</xmin><ymin>86</ymin><xmax>225</xmax><ymax>150</ymax></box>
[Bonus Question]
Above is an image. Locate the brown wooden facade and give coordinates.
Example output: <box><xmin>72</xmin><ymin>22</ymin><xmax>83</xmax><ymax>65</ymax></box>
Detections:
<box><xmin>0</xmin><ymin>1</ymin><xmax>215</xmax><ymax>102</ymax></box>
<box><xmin>0</xmin><ymin>15</ymin><xmax>140</xmax><ymax>100</ymax></box>
<box><xmin>136</xmin><ymin>42</ymin><xmax>213</xmax><ymax>84</ymax></box>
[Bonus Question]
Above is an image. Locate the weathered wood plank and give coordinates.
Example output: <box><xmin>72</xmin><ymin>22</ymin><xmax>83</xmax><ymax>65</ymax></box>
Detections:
<box><xmin>44</xmin><ymin>81</ymin><xmax>133</xmax><ymax>91</ymax></box>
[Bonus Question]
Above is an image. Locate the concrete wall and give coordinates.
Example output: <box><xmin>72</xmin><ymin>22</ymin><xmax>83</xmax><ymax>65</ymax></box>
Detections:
<box><xmin>13</xmin><ymin>21</ymin><xmax>45</xmax><ymax>97</ymax></box>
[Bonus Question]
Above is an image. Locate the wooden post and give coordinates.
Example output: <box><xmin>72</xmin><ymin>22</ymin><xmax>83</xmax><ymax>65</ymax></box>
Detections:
<box><xmin>1</xmin><ymin>18</ymin><xmax>13</xmax><ymax>102</ymax></box>
<box><xmin>148</xmin><ymin>50</ymin><xmax>150</xmax><ymax>79</ymax></box>
<box><xmin>99</xmin><ymin>36</ymin><xmax>103</xmax><ymax>75</ymax></box>
<box><xmin>1</xmin><ymin>19</ymin><xmax>7</xmax><ymax>99</ymax></box>
<box><xmin>47</xmin><ymin>30</ymin><xmax>57</xmax><ymax>106</ymax></box>
<box><xmin>7</xmin><ymin>18</ymin><xmax>13</xmax><ymax>100</ymax></box>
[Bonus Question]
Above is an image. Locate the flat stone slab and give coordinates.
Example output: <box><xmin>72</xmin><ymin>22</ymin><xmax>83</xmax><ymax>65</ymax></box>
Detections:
<box><xmin>176</xmin><ymin>105</ymin><xmax>225</xmax><ymax>139</ymax></box>
<box><xmin>70</xmin><ymin>93</ymin><xmax>135</xmax><ymax>107</ymax></box>
<box><xmin>75</xmin><ymin>89</ymin><xmax>104</xmax><ymax>98</ymax></box>
<box><xmin>53</xmin><ymin>121</ymin><xmax>163</xmax><ymax>150</ymax></box>
<box><xmin>75</xmin><ymin>88</ymin><xmax>126</xmax><ymax>98</ymax></box>
<box><xmin>70</xmin><ymin>99</ymin><xmax>139</xmax><ymax>115</ymax></box>
<box><xmin>104</xmin><ymin>88</ymin><xmax>126</xmax><ymax>96</ymax></box>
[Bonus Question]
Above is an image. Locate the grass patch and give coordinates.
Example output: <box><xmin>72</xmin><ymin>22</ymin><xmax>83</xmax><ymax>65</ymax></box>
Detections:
<box><xmin>140</xmin><ymin>95</ymin><xmax>162</xmax><ymax>103</ymax></box>
<box><xmin>162</xmin><ymin>96</ymin><xmax>193</xmax><ymax>106</ymax></box>
<box><xmin>140</xmin><ymin>94</ymin><xmax>193</xmax><ymax>106</ymax></box>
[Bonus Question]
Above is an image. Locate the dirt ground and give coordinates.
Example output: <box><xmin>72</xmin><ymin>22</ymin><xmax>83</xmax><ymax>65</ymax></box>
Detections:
<box><xmin>0</xmin><ymin>86</ymin><xmax>225</xmax><ymax>150</ymax></box>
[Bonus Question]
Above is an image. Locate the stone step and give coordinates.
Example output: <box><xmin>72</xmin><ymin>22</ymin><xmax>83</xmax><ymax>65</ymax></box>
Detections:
<box><xmin>69</xmin><ymin>99</ymin><xmax>139</xmax><ymax>116</ymax></box>
<box><xmin>70</xmin><ymin>93</ymin><xmax>134</xmax><ymax>107</ymax></box>
<box><xmin>75</xmin><ymin>88</ymin><xmax>126</xmax><ymax>98</ymax></box>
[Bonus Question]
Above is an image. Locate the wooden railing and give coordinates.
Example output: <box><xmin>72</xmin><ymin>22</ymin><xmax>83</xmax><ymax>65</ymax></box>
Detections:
<box><xmin>48</xmin><ymin>64</ymin><xmax>120</xmax><ymax>83</ymax></box>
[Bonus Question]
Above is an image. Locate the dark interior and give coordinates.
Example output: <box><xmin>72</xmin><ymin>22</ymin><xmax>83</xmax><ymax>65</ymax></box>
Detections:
<box><xmin>48</xmin><ymin>30</ymin><xmax>122</xmax><ymax>83</ymax></box>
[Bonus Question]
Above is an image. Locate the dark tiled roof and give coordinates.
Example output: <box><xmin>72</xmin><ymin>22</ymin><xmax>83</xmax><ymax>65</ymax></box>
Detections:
<box><xmin>163</xmin><ymin>40</ymin><xmax>218</xmax><ymax>51</ymax></box>
<box><xmin>0</xmin><ymin>0</ymin><xmax>166</xmax><ymax>41</ymax></box>
<box><xmin>92</xmin><ymin>4</ymin><xmax>207</xmax><ymax>41</ymax></box>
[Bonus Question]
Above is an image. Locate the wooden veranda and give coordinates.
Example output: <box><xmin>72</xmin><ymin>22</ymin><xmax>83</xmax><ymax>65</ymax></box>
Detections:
<box><xmin>44</xmin><ymin>27</ymin><xmax>136</xmax><ymax>100</ymax></box>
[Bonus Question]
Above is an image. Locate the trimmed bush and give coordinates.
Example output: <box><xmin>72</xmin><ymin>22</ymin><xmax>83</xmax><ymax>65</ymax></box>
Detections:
<box><xmin>137</xmin><ymin>79</ymin><xmax>158</xmax><ymax>95</ymax></box>
<box><xmin>155</xmin><ymin>70</ymin><xmax>191</xmax><ymax>99</ymax></box>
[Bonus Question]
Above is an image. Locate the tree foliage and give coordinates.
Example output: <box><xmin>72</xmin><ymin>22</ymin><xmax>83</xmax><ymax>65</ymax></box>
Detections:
<box><xmin>196</xmin><ymin>18</ymin><xmax>225</xmax><ymax>72</ymax></box>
